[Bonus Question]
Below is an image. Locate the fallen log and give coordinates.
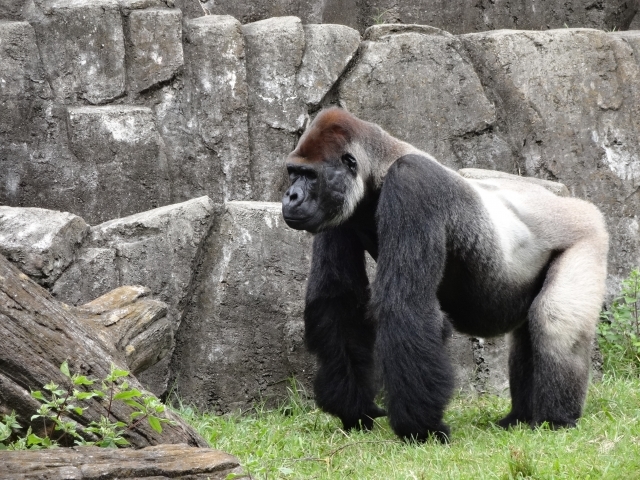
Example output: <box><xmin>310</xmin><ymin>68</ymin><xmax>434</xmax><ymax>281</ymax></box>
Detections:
<box><xmin>0</xmin><ymin>444</ymin><xmax>247</xmax><ymax>479</ymax></box>
<box><xmin>0</xmin><ymin>253</ymin><xmax>207</xmax><ymax>448</ymax></box>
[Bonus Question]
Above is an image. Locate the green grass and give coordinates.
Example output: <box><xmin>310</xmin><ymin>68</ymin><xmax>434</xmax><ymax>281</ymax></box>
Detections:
<box><xmin>178</xmin><ymin>375</ymin><xmax>640</xmax><ymax>480</ymax></box>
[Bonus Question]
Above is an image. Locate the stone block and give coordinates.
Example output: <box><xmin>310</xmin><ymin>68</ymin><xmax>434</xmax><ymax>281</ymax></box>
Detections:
<box><xmin>339</xmin><ymin>26</ymin><xmax>513</xmax><ymax>172</ymax></box>
<box><xmin>117</xmin><ymin>0</ymin><xmax>166</xmax><ymax>12</ymax></box>
<box><xmin>446</xmin><ymin>332</ymin><xmax>476</xmax><ymax>393</ymax></box>
<box><xmin>0</xmin><ymin>0</ymin><xmax>28</xmax><ymax>20</ymax></box>
<box><xmin>185</xmin><ymin>15</ymin><xmax>251</xmax><ymax>201</ymax></box>
<box><xmin>472</xmin><ymin>337</ymin><xmax>510</xmax><ymax>396</ymax></box>
<box><xmin>170</xmin><ymin>201</ymin><xmax>315</xmax><ymax>412</ymax></box>
<box><xmin>125</xmin><ymin>8</ymin><xmax>183</xmax><ymax>93</ymax></box>
<box><xmin>0</xmin><ymin>21</ymin><xmax>50</xmax><ymax>138</ymax></box>
<box><xmin>53</xmin><ymin>196</ymin><xmax>217</xmax><ymax>395</ymax></box>
<box><xmin>33</xmin><ymin>0</ymin><xmax>125</xmax><ymax>104</ymax></box>
<box><xmin>180</xmin><ymin>0</ymin><xmax>639</xmax><ymax>34</ymax></box>
<box><xmin>65</xmin><ymin>105</ymin><xmax>170</xmax><ymax>224</ymax></box>
<box><xmin>0</xmin><ymin>206</ymin><xmax>89</xmax><ymax>286</ymax></box>
<box><xmin>242</xmin><ymin>16</ymin><xmax>307</xmax><ymax>201</ymax></box>
<box><xmin>297</xmin><ymin>24</ymin><xmax>360</xmax><ymax>107</ymax></box>
<box><xmin>360</xmin><ymin>0</ymin><xmax>638</xmax><ymax>34</ymax></box>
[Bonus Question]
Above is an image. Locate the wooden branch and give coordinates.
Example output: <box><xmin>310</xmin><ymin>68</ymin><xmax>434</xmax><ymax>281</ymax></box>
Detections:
<box><xmin>0</xmin><ymin>444</ymin><xmax>247</xmax><ymax>479</ymax></box>
<box><xmin>73</xmin><ymin>285</ymin><xmax>172</xmax><ymax>375</ymax></box>
<box><xmin>0</xmin><ymin>253</ymin><xmax>207</xmax><ymax>448</ymax></box>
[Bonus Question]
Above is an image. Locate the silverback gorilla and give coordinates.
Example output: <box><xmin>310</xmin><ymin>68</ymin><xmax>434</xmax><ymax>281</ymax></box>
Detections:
<box><xmin>281</xmin><ymin>107</ymin><xmax>609</xmax><ymax>442</ymax></box>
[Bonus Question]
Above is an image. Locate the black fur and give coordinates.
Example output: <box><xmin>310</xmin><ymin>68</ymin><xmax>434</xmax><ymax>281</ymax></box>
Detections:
<box><xmin>305</xmin><ymin>227</ymin><xmax>385</xmax><ymax>430</ymax></box>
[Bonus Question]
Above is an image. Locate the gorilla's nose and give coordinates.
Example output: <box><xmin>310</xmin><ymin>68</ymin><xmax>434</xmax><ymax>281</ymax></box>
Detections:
<box><xmin>283</xmin><ymin>184</ymin><xmax>304</xmax><ymax>209</ymax></box>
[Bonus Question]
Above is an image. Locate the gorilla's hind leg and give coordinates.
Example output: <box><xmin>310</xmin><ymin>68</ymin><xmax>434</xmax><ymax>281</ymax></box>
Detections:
<box><xmin>527</xmin><ymin>239</ymin><xmax>607</xmax><ymax>428</ymax></box>
<box><xmin>499</xmin><ymin>323</ymin><xmax>535</xmax><ymax>428</ymax></box>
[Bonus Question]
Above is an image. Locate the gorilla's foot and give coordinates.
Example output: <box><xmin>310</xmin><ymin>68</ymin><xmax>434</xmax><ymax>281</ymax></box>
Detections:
<box><xmin>401</xmin><ymin>423</ymin><xmax>450</xmax><ymax>444</ymax></box>
<box><xmin>340</xmin><ymin>403</ymin><xmax>386</xmax><ymax>431</ymax></box>
<box><xmin>497</xmin><ymin>412</ymin><xmax>531</xmax><ymax>429</ymax></box>
<box><xmin>531</xmin><ymin>417</ymin><xmax>577</xmax><ymax>430</ymax></box>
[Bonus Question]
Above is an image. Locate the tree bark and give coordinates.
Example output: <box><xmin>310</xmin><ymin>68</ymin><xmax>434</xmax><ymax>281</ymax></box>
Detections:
<box><xmin>0</xmin><ymin>253</ymin><xmax>207</xmax><ymax>448</ymax></box>
<box><xmin>0</xmin><ymin>444</ymin><xmax>247</xmax><ymax>479</ymax></box>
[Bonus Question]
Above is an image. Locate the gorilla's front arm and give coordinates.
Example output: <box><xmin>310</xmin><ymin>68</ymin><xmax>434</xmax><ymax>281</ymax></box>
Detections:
<box><xmin>305</xmin><ymin>226</ymin><xmax>385</xmax><ymax>430</ymax></box>
<box><xmin>371</xmin><ymin>156</ymin><xmax>455</xmax><ymax>441</ymax></box>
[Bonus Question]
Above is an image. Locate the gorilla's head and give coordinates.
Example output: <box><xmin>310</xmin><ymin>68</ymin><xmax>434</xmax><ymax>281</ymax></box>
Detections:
<box><xmin>282</xmin><ymin>108</ymin><xmax>369</xmax><ymax>233</ymax></box>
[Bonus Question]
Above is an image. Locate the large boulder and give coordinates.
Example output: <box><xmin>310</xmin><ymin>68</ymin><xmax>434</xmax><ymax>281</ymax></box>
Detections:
<box><xmin>65</xmin><ymin>105</ymin><xmax>171</xmax><ymax>224</ymax></box>
<box><xmin>242</xmin><ymin>16</ymin><xmax>307</xmax><ymax>201</ymax></box>
<box><xmin>53</xmin><ymin>196</ymin><xmax>217</xmax><ymax>395</ymax></box>
<box><xmin>170</xmin><ymin>201</ymin><xmax>315</xmax><ymax>412</ymax></box>
<box><xmin>190</xmin><ymin>0</ymin><xmax>639</xmax><ymax>34</ymax></box>
<box><xmin>0</xmin><ymin>21</ymin><xmax>50</xmax><ymax>143</ymax></box>
<box><xmin>31</xmin><ymin>0</ymin><xmax>126</xmax><ymax>104</ymax></box>
<box><xmin>124</xmin><ymin>8</ymin><xmax>184</xmax><ymax>93</ymax></box>
<box><xmin>297</xmin><ymin>24</ymin><xmax>361</xmax><ymax>107</ymax></box>
<box><xmin>339</xmin><ymin>25</ymin><xmax>513</xmax><ymax>172</ymax></box>
<box><xmin>0</xmin><ymin>21</ymin><xmax>52</xmax><ymax>207</ymax></box>
<box><xmin>184</xmin><ymin>15</ymin><xmax>251</xmax><ymax>201</ymax></box>
<box><xmin>0</xmin><ymin>206</ymin><xmax>89</xmax><ymax>286</ymax></box>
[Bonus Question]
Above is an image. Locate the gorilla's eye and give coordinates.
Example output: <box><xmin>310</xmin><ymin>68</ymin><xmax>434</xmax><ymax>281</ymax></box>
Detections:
<box><xmin>341</xmin><ymin>153</ymin><xmax>357</xmax><ymax>173</ymax></box>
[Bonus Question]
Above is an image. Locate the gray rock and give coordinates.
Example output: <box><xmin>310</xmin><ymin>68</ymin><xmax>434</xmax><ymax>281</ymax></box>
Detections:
<box><xmin>242</xmin><ymin>16</ymin><xmax>307</xmax><ymax>201</ymax></box>
<box><xmin>461</xmin><ymin>28</ymin><xmax>640</xmax><ymax>293</ymax></box>
<box><xmin>53</xmin><ymin>196</ymin><xmax>217</xmax><ymax>395</ymax></box>
<box><xmin>199</xmin><ymin>0</ymin><xmax>298</xmax><ymax>23</ymax></box>
<box><xmin>363</xmin><ymin>23</ymin><xmax>451</xmax><ymax>41</ymax></box>
<box><xmin>170</xmin><ymin>201</ymin><xmax>315</xmax><ymax>412</ymax></box>
<box><xmin>185</xmin><ymin>0</ymin><xmax>638</xmax><ymax>34</ymax></box>
<box><xmin>338</xmin><ymin>27</ymin><xmax>513</xmax><ymax>172</ymax></box>
<box><xmin>125</xmin><ymin>8</ymin><xmax>183</xmax><ymax>93</ymax></box>
<box><xmin>472</xmin><ymin>337</ymin><xmax>510</xmax><ymax>396</ymax></box>
<box><xmin>0</xmin><ymin>20</ymin><xmax>50</xmax><ymax>143</ymax></box>
<box><xmin>297</xmin><ymin>24</ymin><xmax>361</xmax><ymax>107</ymax></box>
<box><xmin>117</xmin><ymin>0</ymin><xmax>166</xmax><ymax>12</ymax></box>
<box><xmin>66</xmin><ymin>105</ymin><xmax>170</xmax><ymax>224</ymax></box>
<box><xmin>152</xmin><ymin>79</ymin><xmax>225</xmax><ymax>207</ymax></box>
<box><xmin>185</xmin><ymin>15</ymin><xmax>251</xmax><ymax>201</ymax></box>
<box><xmin>32</xmin><ymin>0</ymin><xmax>125</xmax><ymax>104</ymax></box>
<box><xmin>200</xmin><ymin>0</ymin><xmax>360</xmax><ymax>27</ymax></box>
<box><xmin>0</xmin><ymin>0</ymin><xmax>28</xmax><ymax>20</ymax></box>
<box><xmin>446</xmin><ymin>332</ymin><xmax>476</xmax><ymax>394</ymax></box>
<box><xmin>360</xmin><ymin>0</ymin><xmax>638</xmax><ymax>35</ymax></box>
<box><xmin>0</xmin><ymin>206</ymin><xmax>89</xmax><ymax>286</ymax></box>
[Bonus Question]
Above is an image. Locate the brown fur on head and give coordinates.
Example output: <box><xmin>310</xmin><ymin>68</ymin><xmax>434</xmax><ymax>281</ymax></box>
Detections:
<box><xmin>288</xmin><ymin>107</ymin><xmax>416</xmax><ymax>187</ymax></box>
<box><xmin>289</xmin><ymin>108</ymin><xmax>367</xmax><ymax>165</ymax></box>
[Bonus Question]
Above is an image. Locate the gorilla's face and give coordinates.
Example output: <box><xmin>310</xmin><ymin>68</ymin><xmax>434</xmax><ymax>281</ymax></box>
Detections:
<box><xmin>282</xmin><ymin>108</ymin><xmax>369</xmax><ymax>233</ymax></box>
<box><xmin>282</xmin><ymin>153</ymin><xmax>360</xmax><ymax>233</ymax></box>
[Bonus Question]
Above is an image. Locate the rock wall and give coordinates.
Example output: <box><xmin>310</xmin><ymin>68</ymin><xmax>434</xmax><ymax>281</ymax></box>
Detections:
<box><xmin>2</xmin><ymin>2</ymin><xmax>640</xmax><ymax>411</ymax></box>
<box><xmin>84</xmin><ymin>0</ymin><xmax>639</xmax><ymax>35</ymax></box>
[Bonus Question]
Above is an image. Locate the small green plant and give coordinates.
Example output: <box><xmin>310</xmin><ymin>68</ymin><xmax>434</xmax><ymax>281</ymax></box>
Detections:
<box><xmin>370</xmin><ymin>8</ymin><xmax>395</xmax><ymax>25</ymax></box>
<box><xmin>0</xmin><ymin>362</ymin><xmax>174</xmax><ymax>450</ymax></box>
<box><xmin>598</xmin><ymin>268</ymin><xmax>640</xmax><ymax>374</ymax></box>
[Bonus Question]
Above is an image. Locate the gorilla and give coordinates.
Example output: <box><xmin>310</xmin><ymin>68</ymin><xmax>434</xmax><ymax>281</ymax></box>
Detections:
<box><xmin>281</xmin><ymin>107</ymin><xmax>609</xmax><ymax>442</ymax></box>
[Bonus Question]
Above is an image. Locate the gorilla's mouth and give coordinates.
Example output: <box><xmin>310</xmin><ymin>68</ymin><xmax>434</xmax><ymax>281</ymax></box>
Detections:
<box><xmin>282</xmin><ymin>214</ymin><xmax>311</xmax><ymax>230</ymax></box>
